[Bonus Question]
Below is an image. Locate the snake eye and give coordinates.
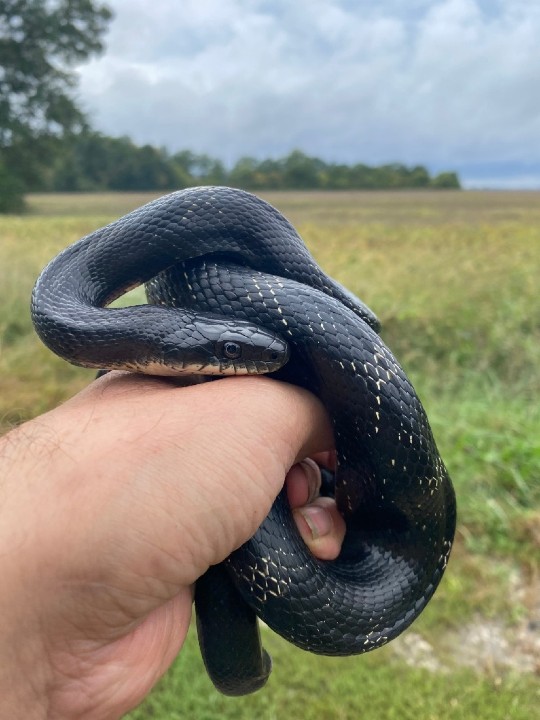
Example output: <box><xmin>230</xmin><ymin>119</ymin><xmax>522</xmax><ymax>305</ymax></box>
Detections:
<box><xmin>223</xmin><ymin>341</ymin><xmax>242</xmax><ymax>360</ymax></box>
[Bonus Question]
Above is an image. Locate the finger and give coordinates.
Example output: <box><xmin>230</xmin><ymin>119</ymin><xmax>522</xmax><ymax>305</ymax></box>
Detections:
<box><xmin>310</xmin><ymin>450</ymin><xmax>337</xmax><ymax>471</ymax></box>
<box><xmin>286</xmin><ymin>458</ymin><xmax>322</xmax><ymax>508</ymax></box>
<box><xmin>287</xmin><ymin>460</ymin><xmax>346</xmax><ymax>561</ymax></box>
<box><xmin>293</xmin><ymin>497</ymin><xmax>346</xmax><ymax>561</ymax></box>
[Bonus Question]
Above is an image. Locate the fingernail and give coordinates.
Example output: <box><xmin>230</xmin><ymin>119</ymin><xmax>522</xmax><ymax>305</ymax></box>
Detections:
<box><xmin>299</xmin><ymin>458</ymin><xmax>321</xmax><ymax>504</ymax></box>
<box><xmin>296</xmin><ymin>505</ymin><xmax>333</xmax><ymax>540</ymax></box>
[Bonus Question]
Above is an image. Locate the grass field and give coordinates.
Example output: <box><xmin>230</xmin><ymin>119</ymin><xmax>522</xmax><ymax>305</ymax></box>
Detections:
<box><xmin>1</xmin><ymin>190</ymin><xmax>539</xmax><ymax>718</ymax></box>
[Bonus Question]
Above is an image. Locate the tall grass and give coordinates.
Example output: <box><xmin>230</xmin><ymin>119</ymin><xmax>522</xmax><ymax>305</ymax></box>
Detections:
<box><xmin>1</xmin><ymin>191</ymin><xmax>539</xmax><ymax>718</ymax></box>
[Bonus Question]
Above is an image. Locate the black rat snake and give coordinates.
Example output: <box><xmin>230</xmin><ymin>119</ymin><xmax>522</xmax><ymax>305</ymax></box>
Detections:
<box><xmin>31</xmin><ymin>186</ymin><xmax>456</xmax><ymax>695</ymax></box>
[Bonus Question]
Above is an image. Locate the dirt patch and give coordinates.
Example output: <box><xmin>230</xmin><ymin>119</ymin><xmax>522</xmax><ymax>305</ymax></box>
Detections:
<box><xmin>392</xmin><ymin>576</ymin><xmax>540</xmax><ymax>675</ymax></box>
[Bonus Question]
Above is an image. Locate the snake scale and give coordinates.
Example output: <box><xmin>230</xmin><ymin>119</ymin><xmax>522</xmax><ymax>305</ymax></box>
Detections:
<box><xmin>31</xmin><ymin>186</ymin><xmax>456</xmax><ymax>695</ymax></box>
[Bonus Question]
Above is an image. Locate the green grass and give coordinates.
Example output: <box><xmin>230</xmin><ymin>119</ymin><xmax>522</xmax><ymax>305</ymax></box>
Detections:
<box><xmin>126</xmin><ymin>624</ymin><xmax>539</xmax><ymax>720</ymax></box>
<box><xmin>1</xmin><ymin>190</ymin><xmax>539</xmax><ymax>718</ymax></box>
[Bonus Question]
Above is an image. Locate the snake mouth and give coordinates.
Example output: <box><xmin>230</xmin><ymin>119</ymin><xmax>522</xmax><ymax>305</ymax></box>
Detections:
<box><xmin>217</xmin><ymin>359</ymin><xmax>267</xmax><ymax>374</ymax></box>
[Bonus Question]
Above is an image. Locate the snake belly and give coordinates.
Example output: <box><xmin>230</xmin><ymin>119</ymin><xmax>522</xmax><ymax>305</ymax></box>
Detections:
<box><xmin>31</xmin><ymin>186</ymin><xmax>456</xmax><ymax>696</ymax></box>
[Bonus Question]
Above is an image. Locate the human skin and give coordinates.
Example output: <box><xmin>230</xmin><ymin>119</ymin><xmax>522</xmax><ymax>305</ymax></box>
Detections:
<box><xmin>0</xmin><ymin>373</ymin><xmax>344</xmax><ymax>719</ymax></box>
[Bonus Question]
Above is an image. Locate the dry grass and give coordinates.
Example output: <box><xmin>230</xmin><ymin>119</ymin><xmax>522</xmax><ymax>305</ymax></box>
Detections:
<box><xmin>1</xmin><ymin>190</ymin><xmax>539</xmax><ymax>719</ymax></box>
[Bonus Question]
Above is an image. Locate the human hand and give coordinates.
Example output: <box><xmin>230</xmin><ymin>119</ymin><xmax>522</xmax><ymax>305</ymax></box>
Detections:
<box><xmin>0</xmin><ymin>373</ymin><xmax>344</xmax><ymax>719</ymax></box>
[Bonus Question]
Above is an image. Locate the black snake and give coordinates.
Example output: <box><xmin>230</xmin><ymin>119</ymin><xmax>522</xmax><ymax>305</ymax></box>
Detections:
<box><xmin>31</xmin><ymin>186</ymin><xmax>456</xmax><ymax>695</ymax></box>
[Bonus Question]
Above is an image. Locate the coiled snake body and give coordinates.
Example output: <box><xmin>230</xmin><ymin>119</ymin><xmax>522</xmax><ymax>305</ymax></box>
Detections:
<box><xmin>31</xmin><ymin>187</ymin><xmax>456</xmax><ymax>695</ymax></box>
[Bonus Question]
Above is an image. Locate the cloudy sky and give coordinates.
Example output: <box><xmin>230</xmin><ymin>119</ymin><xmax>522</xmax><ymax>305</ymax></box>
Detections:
<box><xmin>76</xmin><ymin>0</ymin><xmax>540</xmax><ymax>188</ymax></box>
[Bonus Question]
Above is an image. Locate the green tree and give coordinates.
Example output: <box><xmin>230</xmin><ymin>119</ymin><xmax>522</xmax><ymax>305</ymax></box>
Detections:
<box><xmin>170</xmin><ymin>150</ymin><xmax>227</xmax><ymax>187</ymax></box>
<box><xmin>283</xmin><ymin>150</ymin><xmax>324</xmax><ymax>189</ymax></box>
<box><xmin>431</xmin><ymin>171</ymin><xmax>461</xmax><ymax>189</ymax></box>
<box><xmin>229</xmin><ymin>156</ymin><xmax>260</xmax><ymax>189</ymax></box>
<box><xmin>349</xmin><ymin>163</ymin><xmax>377</xmax><ymax>189</ymax></box>
<box><xmin>324</xmin><ymin>163</ymin><xmax>352</xmax><ymax>190</ymax></box>
<box><xmin>0</xmin><ymin>0</ymin><xmax>112</xmax><ymax>210</ymax></box>
<box><xmin>408</xmin><ymin>165</ymin><xmax>431</xmax><ymax>187</ymax></box>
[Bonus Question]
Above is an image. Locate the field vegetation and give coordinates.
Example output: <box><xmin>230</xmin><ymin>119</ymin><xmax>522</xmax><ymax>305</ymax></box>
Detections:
<box><xmin>1</xmin><ymin>190</ymin><xmax>539</xmax><ymax>718</ymax></box>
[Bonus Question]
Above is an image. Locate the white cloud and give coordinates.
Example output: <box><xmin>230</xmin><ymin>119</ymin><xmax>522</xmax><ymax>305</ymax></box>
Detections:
<box><xmin>76</xmin><ymin>0</ymin><xmax>540</xmax><ymax>185</ymax></box>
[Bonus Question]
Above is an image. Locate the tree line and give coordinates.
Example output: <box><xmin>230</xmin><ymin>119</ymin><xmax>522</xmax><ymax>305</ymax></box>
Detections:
<box><xmin>38</xmin><ymin>132</ymin><xmax>460</xmax><ymax>193</ymax></box>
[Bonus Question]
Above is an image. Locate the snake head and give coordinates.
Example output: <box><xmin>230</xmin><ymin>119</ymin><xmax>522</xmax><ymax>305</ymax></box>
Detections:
<box><xmin>161</xmin><ymin>318</ymin><xmax>289</xmax><ymax>375</ymax></box>
<box><xmin>213</xmin><ymin>328</ymin><xmax>289</xmax><ymax>374</ymax></box>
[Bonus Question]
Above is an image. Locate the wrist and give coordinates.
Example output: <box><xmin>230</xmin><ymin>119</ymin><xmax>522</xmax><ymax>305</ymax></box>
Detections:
<box><xmin>0</xmin><ymin>434</ymin><xmax>51</xmax><ymax>719</ymax></box>
<box><xmin>0</xmin><ymin>614</ymin><xmax>49</xmax><ymax>720</ymax></box>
